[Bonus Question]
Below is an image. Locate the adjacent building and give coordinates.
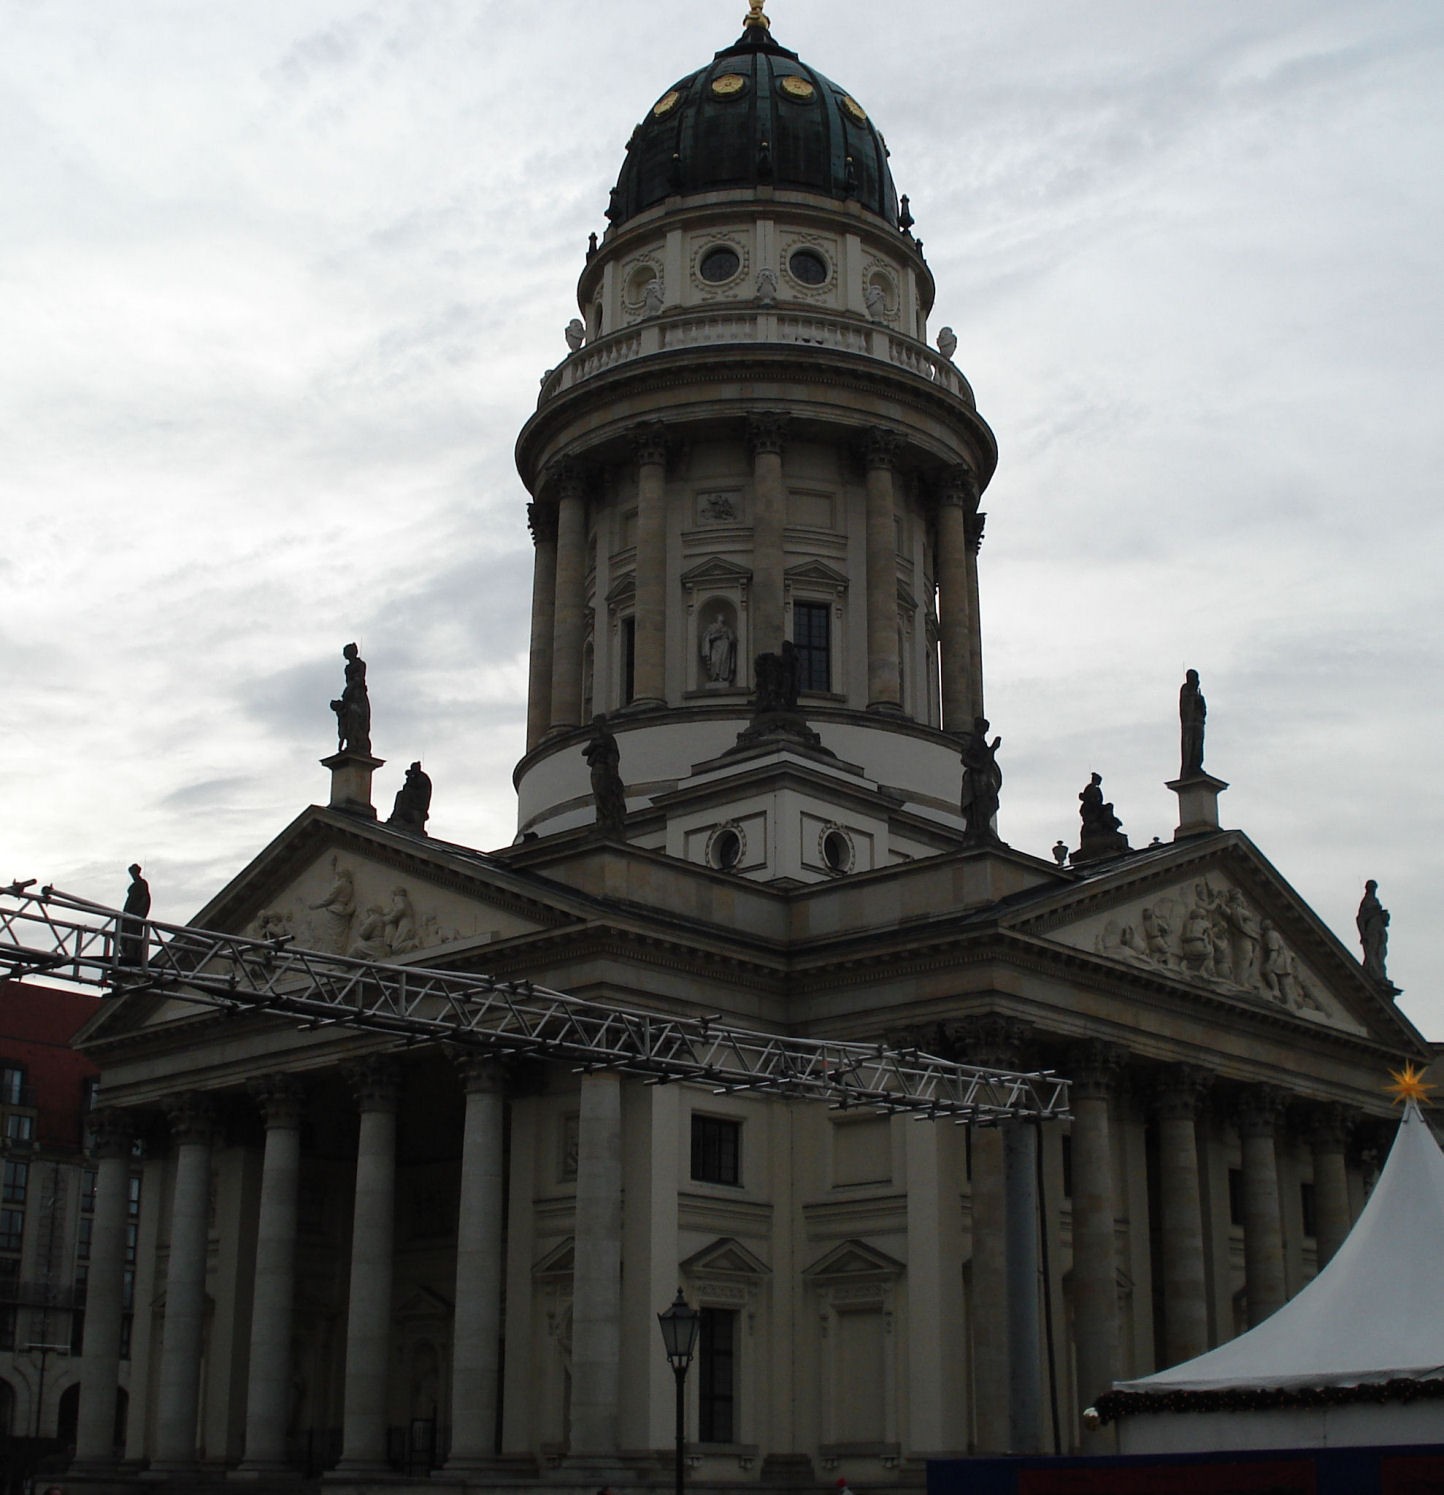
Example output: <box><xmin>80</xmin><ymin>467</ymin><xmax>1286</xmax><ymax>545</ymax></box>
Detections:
<box><xmin>51</xmin><ymin>7</ymin><xmax>1429</xmax><ymax>1490</ymax></box>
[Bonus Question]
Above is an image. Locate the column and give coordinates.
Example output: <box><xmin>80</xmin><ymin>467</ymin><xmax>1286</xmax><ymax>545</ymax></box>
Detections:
<box><xmin>1069</xmin><ymin>1042</ymin><xmax>1124</xmax><ymax>1418</ymax></box>
<box><xmin>549</xmin><ymin>463</ymin><xmax>589</xmax><ymax>731</ymax></box>
<box><xmin>568</xmin><ymin>1070</ymin><xmax>622</xmax><ymax>1460</ymax></box>
<box><xmin>336</xmin><ymin>1058</ymin><xmax>401</xmax><ymax>1474</ymax></box>
<box><xmin>526</xmin><ymin>503</ymin><xmax>558</xmax><ymax>751</ymax></box>
<box><xmin>152</xmin><ymin>1094</ymin><xmax>217</xmax><ymax>1473</ymax></box>
<box><xmin>964</xmin><ymin>506</ymin><xmax>987</xmax><ymax>722</ymax></box>
<box><xmin>863</xmin><ymin>427</ymin><xmax>902</xmax><ymax>712</ymax></box>
<box><xmin>446</xmin><ymin>1057</ymin><xmax>508</xmax><ymax>1471</ymax></box>
<box><xmin>748</xmin><ymin>413</ymin><xmax>788</xmax><ymax>656</ymax></box>
<box><xmin>1237</xmin><ymin>1086</ymin><xmax>1287</xmax><ymax>1325</ymax></box>
<box><xmin>1307</xmin><ymin>1103</ymin><xmax>1354</xmax><ymax>1268</ymax></box>
<box><xmin>237</xmin><ymin>1075</ymin><xmax>306</xmax><ymax>1472</ymax></box>
<box><xmin>935</xmin><ymin>466</ymin><xmax>979</xmax><ymax>733</ymax></box>
<box><xmin>1151</xmin><ymin>1066</ymin><xmax>1210</xmax><ymax>1365</ymax></box>
<box><xmin>1003</xmin><ymin>1120</ymin><xmax>1041</xmax><ymax>1454</ymax></box>
<box><xmin>73</xmin><ymin>1110</ymin><xmax>135</xmax><ymax>1468</ymax></box>
<box><xmin>631</xmin><ymin>424</ymin><xmax>669</xmax><ymax>707</ymax></box>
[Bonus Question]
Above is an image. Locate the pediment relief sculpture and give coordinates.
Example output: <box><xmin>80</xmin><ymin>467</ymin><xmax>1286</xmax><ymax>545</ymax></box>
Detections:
<box><xmin>1080</xmin><ymin>877</ymin><xmax>1343</xmax><ymax>1024</ymax></box>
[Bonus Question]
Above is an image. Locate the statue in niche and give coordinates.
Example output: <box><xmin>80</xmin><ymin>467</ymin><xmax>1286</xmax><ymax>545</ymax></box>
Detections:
<box><xmin>118</xmin><ymin>863</ymin><xmax>151</xmax><ymax>968</ymax></box>
<box><xmin>584</xmin><ymin>714</ymin><xmax>627</xmax><ymax>837</ymax></box>
<box><xmin>1179</xmin><ymin>668</ymin><xmax>1206</xmax><ymax>776</ymax></box>
<box><xmin>1075</xmin><ymin>772</ymin><xmax>1130</xmax><ymax>860</ymax></box>
<box><xmin>958</xmin><ymin>716</ymin><xmax>1003</xmax><ymax>843</ymax></box>
<box><xmin>309</xmin><ymin>855</ymin><xmax>356</xmax><ymax>953</ymax></box>
<box><xmin>564</xmin><ymin>318</ymin><xmax>585</xmax><ymax>353</ymax></box>
<box><xmin>701</xmin><ymin>613</ymin><xmax>738</xmax><ymax>685</ymax></box>
<box><xmin>330</xmin><ymin>643</ymin><xmax>371</xmax><ymax>755</ymax></box>
<box><xmin>388</xmin><ymin>761</ymin><xmax>432</xmax><ymax>835</ymax></box>
<box><xmin>1356</xmin><ymin>879</ymin><xmax>1390</xmax><ymax>983</ymax></box>
<box><xmin>384</xmin><ymin>886</ymin><xmax>419</xmax><ymax>955</ymax></box>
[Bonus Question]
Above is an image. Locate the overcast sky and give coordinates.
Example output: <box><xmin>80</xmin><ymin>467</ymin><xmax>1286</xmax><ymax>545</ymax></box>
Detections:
<box><xmin>4</xmin><ymin>0</ymin><xmax>1442</xmax><ymax>1040</ymax></box>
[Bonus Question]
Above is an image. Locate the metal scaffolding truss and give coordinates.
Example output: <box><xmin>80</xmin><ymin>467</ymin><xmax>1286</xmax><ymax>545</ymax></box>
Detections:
<box><xmin>0</xmin><ymin>882</ymin><xmax>1069</xmax><ymax>1123</ymax></box>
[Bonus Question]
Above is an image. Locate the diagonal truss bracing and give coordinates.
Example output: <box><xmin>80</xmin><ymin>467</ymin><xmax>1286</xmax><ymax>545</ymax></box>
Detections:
<box><xmin>0</xmin><ymin>882</ymin><xmax>1069</xmax><ymax>1123</ymax></box>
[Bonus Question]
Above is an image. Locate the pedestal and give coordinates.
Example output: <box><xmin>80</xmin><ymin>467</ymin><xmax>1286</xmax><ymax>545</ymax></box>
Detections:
<box><xmin>1166</xmin><ymin>771</ymin><xmax>1228</xmax><ymax>838</ymax></box>
<box><xmin>321</xmin><ymin>749</ymin><xmax>384</xmax><ymax>819</ymax></box>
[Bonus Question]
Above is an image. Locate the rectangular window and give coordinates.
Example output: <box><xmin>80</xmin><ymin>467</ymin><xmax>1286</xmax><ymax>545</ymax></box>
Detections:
<box><xmin>81</xmin><ymin>1167</ymin><xmax>97</xmax><ymax>1212</ymax></box>
<box><xmin>0</xmin><ymin>1065</ymin><xmax>24</xmax><ymax>1106</ymax></box>
<box><xmin>1060</xmin><ymin>1133</ymin><xmax>1073</xmax><ymax>1200</ymax></box>
<box><xmin>690</xmin><ymin>1115</ymin><xmax>741</xmax><ymax>1186</ymax></box>
<box><xmin>622</xmin><ymin>617</ymin><xmax>636</xmax><ymax>705</ymax></box>
<box><xmin>0</xmin><ymin>1208</ymin><xmax>23</xmax><ymax>1252</ymax></box>
<box><xmin>128</xmin><ymin>1173</ymin><xmax>143</xmax><ymax>1216</ymax></box>
<box><xmin>2</xmin><ymin>1160</ymin><xmax>26</xmax><ymax>1205</ymax></box>
<box><xmin>82</xmin><ymin>1076</ymin><xmax>100</xmax><ymax>1113</ymax></box>
<box><xmin>793</xmin><ymin>601</ymin><xmax>830</xmax><ymax>692</ymax></box>
<box><xmin>698</xmin><ymin>1307</ymin><xmax>737</xmax><ymax>1443</ymax></box>
<box><xmin>5</xmin><ymin>1112</ymin><xmax>34</xmax><ymax>1145</ymax></box>
<box><xmin>77</xmin><ymin>1214</ymin><xmax>94</xmax><ymax>1261</ymax></box>
<box><xmin>124</xmin><ymin>1221</ymin><xmax>139</xmax><ymax>1266</ymax></box>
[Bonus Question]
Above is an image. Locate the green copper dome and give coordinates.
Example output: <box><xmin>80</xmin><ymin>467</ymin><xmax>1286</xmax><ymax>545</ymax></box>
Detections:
<box><xmin>608</xmin><ymin>20</ymin><xmax>901</xmax><ymax>229</ymax></box>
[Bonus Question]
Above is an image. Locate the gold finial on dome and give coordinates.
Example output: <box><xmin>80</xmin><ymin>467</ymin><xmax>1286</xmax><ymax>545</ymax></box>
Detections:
<box><xmin>743</xmin><ymin>0</ymin><xmax>771</xmax><ymax>31</ymax></box>
<box><xmin>1387</xmin><ymin>1063</ymin><xmax>1435</xmax><ymax>1106</ymax></box>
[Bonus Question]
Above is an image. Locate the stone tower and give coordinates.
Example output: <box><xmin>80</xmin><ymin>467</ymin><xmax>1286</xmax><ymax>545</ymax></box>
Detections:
<box><xmin>515</xmin><ymin>6</ymin><xmax>997</xmax><ymax>880</ymax></box>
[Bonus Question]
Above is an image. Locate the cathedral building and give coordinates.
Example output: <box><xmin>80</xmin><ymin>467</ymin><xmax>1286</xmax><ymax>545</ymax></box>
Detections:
<box><xmin>57</xmin><ymin>6</ymin><xmax>1428</xmax><ymax>1489</ymax></box>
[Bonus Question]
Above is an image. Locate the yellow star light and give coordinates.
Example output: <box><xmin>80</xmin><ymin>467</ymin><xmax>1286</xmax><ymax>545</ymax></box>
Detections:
<box><xmin>1386</xmin><ymin>1063</ymin><xmax>1435</xmax><ymax>1106</ymax></box>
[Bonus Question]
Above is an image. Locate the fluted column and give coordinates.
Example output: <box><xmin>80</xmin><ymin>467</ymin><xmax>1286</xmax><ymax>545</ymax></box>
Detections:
<box><xmin>336</xmin><ymin>1058</ymin><xmax>402</xmax><ymax>1473</ymax></box>
<box><xmin>1069</xmin><ymin>1043</ymin><xmax>1125</xmax><ymax>1416</ymax></box>
<box><xmin>1151</xmin><ymin>1066</ymin><xmax>1210</xmax><ymax>1365</ymax></box>
<box><xmin>630</xmin><ymin>424</ymin><xmax>669</xmax><ymax>707</ymax></box>
<box><xmin>1003</xmin><ymin>1119</ymin><xmax>1041</xmax><ymax>1453</ymax></box>
<box><xmin>237</xmin><ymin>1075</ymin><xmax>306</xmax><ymax>1471</ymax></box>
<box><xmin>1237</xmin><ymin>1086</ymin><xmax>1287</xmax><ymax>1325</ymax></box>
<box><xmin>569</xmin><ymin>1069</ymin><xmax>622</xmax><ymax>1458</ymax></box>
<box><xmin>863</xmin><ymin>427</ymin><xmax>902</xmax><ymax>712</ymax></box>
<box><xmin>526</xmin><ymin>503</ymin><xmax>558</xmax><ymax>751</ymax></box>
<box><xmin>1306</xmin><ymin>1103</ymin><xmax>1354</xmax><ymax>1268</ymax></box>
<box><xmin>964</xmin><ymin>506</ymin><xmax>987</xmax><ymax>722</ymax></box>
<box><xmin>549</xmin><ymin>463</ymin><xmax>589</xmax><ymax>731</ymax></box>
<box><xmin>951</xmin><ymin>1017</ymin><xmax>1026</xmax><ymax>1452</ymax></box>
<box><xmin>748</xmin><ymin>413</ymin><xmax>788</xmax><ymax>657</ymax></box>
<box><xmin>446</xmin><ymin>1057</ymin><xmax>509</xmax><ymax>1471</ymax></box>
<box><xmin>73</xmin><ymin>1110</ymin><xmax>135</xmax><ymax>1468</ymax></box>
<box><xmin>152</xmin><ymin>1094</ymin><xmax>218</xmax><ymax>1472</ymax></box>
<box><xmin>935</xmin><ymin>466</ymin><xmax>979</xmax><ymax>733</ymax></box>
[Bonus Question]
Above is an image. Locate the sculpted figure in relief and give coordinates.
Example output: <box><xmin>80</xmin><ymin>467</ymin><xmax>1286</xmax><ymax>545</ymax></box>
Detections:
<box><xmin>349</xmin><ymin>905</ymin><xmax>390</xmax><ymax>961</ymax></box>
<box><xmin>384</xmin><ymin>885</ymin><xmax>419</xmax><ymax>955</ymax></box>
<box><xmin>309</xmin><ymin>856</ymin><xmax>356</xmax><ymax>954</ymax></box>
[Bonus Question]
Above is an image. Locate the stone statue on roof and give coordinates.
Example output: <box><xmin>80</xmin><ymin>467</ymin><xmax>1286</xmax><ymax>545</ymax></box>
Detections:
<box><xmin>330</xmin><ymin>643</ymin><xmax>371</xmax><ymax>756</ymax></box>
<box><xmin>1356</xmin><ymin>879</ymin><xmax>1390</xmax><ymax>984</ymax></box>
<box><xmin>1179</xmin><ymin>668</ymin><xmax>1206</xmax><ymax>777</ymax></box>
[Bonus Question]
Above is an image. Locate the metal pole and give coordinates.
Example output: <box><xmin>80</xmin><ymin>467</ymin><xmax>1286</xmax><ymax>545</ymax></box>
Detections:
<box><xmin>673</xmin><ymin>1362</ymin><xmax>686</xmax><ymax>1495</ymax></box>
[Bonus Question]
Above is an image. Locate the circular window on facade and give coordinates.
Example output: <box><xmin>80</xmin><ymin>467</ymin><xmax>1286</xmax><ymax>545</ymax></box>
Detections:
<box><xmin>788</xmin><ymin>248</ymin><xmax>829</xmax><ymax>287</ymax></box>
<box><xmin>820</xmin><ymin>827</ymin><xmax>854</xmax><ymax>875</ymax></box>
<box><xmin>699</xmin><ymin>245</ymin><xmax>741</xmax><ymax>284</ymax></box>
<box><xmin>708</xmin><ymin>824</ymin><xmax>745</xmax><ymax>871</ymax></box>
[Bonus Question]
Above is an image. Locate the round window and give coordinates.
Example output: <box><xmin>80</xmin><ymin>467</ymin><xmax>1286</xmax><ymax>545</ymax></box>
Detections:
<box><xmin>821</xmin><ymin>829</ymin><xmax>852</xmax><ymax>873</ymax></box>
<box><xmin>789</xmin><ymin>248</ymin><xmax>829</xmax><ymax>287</ymax></box>
<box><xmin>711</xmin><ymin>827</ymin><xmax>742</xmax><ymax>871</ymax></box>
<box><xmin>699</xmin><ymin>246</ymin><xmax>741</xmax><ymax>284</ymax></box>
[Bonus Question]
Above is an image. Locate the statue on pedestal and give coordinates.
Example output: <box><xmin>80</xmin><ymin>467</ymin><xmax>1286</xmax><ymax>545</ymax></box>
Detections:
<box><xmin>584</xmin><ymin>715</ymin><xmax>627</xmax><ymax>837</ymax></box>
<box><xmin>959</xmin><ymin>716</ymin><xmax>1003</xmax><ymax>843</ymax></box>
<box><xmin>1075</xmin><ymin>772</ymin><xmax>1130</xmax><ymax>861</ymax></box>
<box><xmin>118</xmin><ymin>863</ymin><xmax>150</xmax><ymax>967</ymax></box>
<box><xmin>1356</xmin><ymin>879</ymin><xmax>1390</xmax><ymax>984</ymax></box>
<box><xmin>1179</xmin><ymin>668</ymin><xmax>1206</xmax><ymax>777</ymax></box>
<box><xmin>388</xmin><ymin>761</ymin><xmax>432</xmax><ymax>835</ymax></box>
<box><xmin>330</xmin><ymin>643</ymin><xmax>372</xmax><ymax>755</ymax></box>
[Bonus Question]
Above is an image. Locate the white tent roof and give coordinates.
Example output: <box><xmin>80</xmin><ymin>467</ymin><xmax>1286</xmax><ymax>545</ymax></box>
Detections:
<box><xmin>1116</xmin><ymin>1100</ymin><xmax>1444</xmax><ymax>1393</ymax></box>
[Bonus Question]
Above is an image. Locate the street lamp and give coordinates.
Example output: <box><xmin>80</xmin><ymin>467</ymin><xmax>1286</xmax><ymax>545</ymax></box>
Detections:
<box><xmin>656</xmin><ymin>1288</ymin><xmax>700</xmax><ymax>1495</ymax></box>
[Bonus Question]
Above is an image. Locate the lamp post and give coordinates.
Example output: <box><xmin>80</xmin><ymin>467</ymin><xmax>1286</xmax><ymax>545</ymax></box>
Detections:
<box><xmin>656</xmin><ymin>1288</ymin><xmax>700</xmax><ymax>1495</ymax></box>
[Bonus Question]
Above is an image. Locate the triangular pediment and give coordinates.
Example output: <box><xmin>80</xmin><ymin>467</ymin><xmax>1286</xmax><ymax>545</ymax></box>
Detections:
<box><xmin>533</xmin><ymin>1237</ymin><xmax>574</xmax><ymax>1280</ymax></box>
<box><xmin>1006</xmin><ymin>834</ymin><xmax>1416</xmax><ymax>1046</ymax></box>
<box><xmin>396</xmin><ymin>1285</ymin><xmax>452</xmax><ymax>1320</ymax></box>
<box><xmin>784</xmin><ymin>558</ymin><xmax>848</xmax><ymax>590</ymax></box>
<box><xmin>681</xmin><ymin>556</ymin><xmax>753</xmax><ymax>587</ymax></box>
<box><xmin>803</xmin><ymin>1239</ymin><xmax>904</xmax><ymax>1281</ymax></box>
<box><xmin>680</xmin><ymin>1237</ymin><xmax>771</xmax><ymax>1279</ymax></box>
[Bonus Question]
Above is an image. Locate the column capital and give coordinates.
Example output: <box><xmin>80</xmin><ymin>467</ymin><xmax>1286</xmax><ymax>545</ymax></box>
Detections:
<box><xmin>746</xmin><ymin>410</ymin><xmax>789</xmax><ymax>457</ymax></box>
<box><xmin>451</xmin><ymin>1052</ymin><xmax>510</xmax><ymax>1096</ymax></box>
<box><xmin>937</xmin><ymin>464</ymin><xmax>980</xmax><ymax>511</ymax></box>
<box><xmin>163</xmin><ymin>1092</ymin><xmax>220</xmax><ymax>1148</ymax></box>
<box><xmin>1234</xmin><ymin>1083</ymin><xmax>1289</xmax><ymax>1138</ymax></box>
<box><xmin>1068</xmin><ymin>1040</ymin><xmax>1128</xmax><ymax>1100</ymax></box>
<box><xmin>943</xmin><ymin>1014</ymin><xmax>1032</xmax><ymax>1071</ymax></box>
<box><xmin>345</xmin><ymin>1056</ymin><xmax>402</xmax><ymax>1114</ymax></box>
<box><xmin>630</xmin><ymin>420</ymin><xmax>669</xmax><ymax>467</ymax></box>
<box><xmin>248</xmin><ymin>1073</ymin><xmax>307</xmax><ymax>1130</ymax></box>
<box><xmin>862</xmin><ymin>425</ymin><xmax>903</xmax><ymax>471</ymax></box>
<box><xmin>88</xmin><ymin>1107</ymin><xmax>137</xmax><ymax>1161</ymax></box>
<box><xmin>966</xmin><ymin>510</ymin><xmax>987</xmax><ymax>554</ymax></box>
<box><xmin>1148</xmin><ymin>1063</ymin><xmax>1212</xmax><ymax>1121</ymax></box>
<box><xmin>1301</xmin><ymin>1100</ymin><xmax>1354</xmax><ymax>1153</ymax></box>
<box><xmin>527</xmin><ymin>501</ymin><xmax>558</xmax><ymax>545</ymax></box>
<box><xmin>545</xmin><ymin>458</ymin><xmax>589</xmax><ymax>504</ymax></box>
